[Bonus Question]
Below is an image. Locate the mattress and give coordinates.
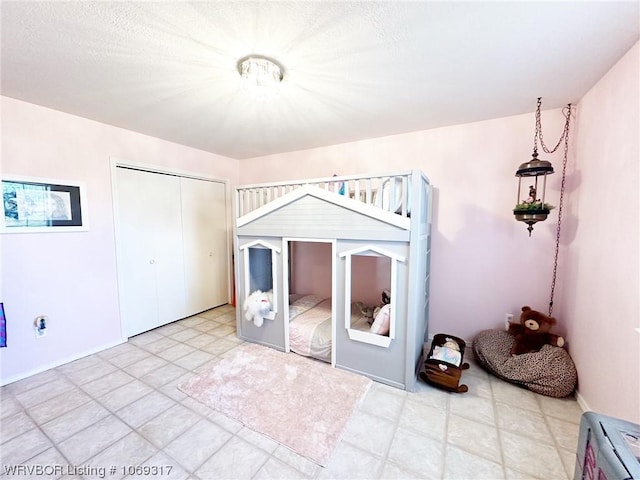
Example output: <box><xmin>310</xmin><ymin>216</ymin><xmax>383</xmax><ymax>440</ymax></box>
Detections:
<box><xmin>289</xmin><ymin>295</ymin><xmax>331</xmax><ymax>362</ymax></box>
<box><xmin>288</xmin><ymin>294</ymin><xmax>372</xmax><ymax>363</ymax></box>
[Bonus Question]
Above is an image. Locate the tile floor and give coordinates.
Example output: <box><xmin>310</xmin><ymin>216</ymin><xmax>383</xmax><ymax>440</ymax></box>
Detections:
<box><xmin>1</xmin><ymin>305</ymin><xmax>583</xmax><ymax>479</ymax></box>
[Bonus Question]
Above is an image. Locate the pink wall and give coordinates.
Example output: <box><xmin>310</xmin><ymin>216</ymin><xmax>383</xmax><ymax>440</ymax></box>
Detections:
<box><xmin>0</xmin><ymin>97</ymin><xmax>238</xmax><ymax>384</ymax></box>
<box><xmin>239</xmin><ymin>109</ymin><xmax>571</xmax><ymax>344</ymax></box>
<box><xmin>290</xmin><ymin>241</ymin><xmax>390</xmax><ymax>306</ymax></box>
<box><xmin>290</xmin><ymin>242</ymin><xmax>333</xmax><ymax>298</ymax></box>
<box><xmin>561</xmin><ymin>42</ymin><xmax>639</xmax><ymax>423</ymax></box>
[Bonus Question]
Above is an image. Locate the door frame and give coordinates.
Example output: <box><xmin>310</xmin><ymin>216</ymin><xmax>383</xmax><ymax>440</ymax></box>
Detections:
<box><xmin>110</xmin><ymin>157</ymin><xmax>232</xmax><ymax>340</ymax></box>
<box><xmin>283</xmin><ymin>237</ymin><xmax>337</xmax><ymax>366</ymax></box>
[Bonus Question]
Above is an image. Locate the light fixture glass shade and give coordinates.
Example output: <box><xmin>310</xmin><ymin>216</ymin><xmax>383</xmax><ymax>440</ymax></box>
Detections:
<box><xmin>237</xmin><ymin>55</ymin><xmax>284</xmax><ymax>87</ymax></box>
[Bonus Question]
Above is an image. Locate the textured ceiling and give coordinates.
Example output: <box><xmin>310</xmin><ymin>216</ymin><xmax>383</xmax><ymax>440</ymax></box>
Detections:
<box><xmin>2</xmin><ymin>1</ymin><xmax>638</xmax><ymax>159</ymax></box>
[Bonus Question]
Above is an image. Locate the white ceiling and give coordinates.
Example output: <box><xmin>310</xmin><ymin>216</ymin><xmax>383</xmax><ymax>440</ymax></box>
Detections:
<box><xmin>2</xmin><ymin>1</ymin><xmax>638</xmax><ymax>160</ymax></box>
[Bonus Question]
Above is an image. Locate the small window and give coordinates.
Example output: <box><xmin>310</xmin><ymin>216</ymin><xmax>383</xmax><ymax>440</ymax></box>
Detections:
<box><xmin>249</xmin><ymin>247</ymin><xmax>273</xmax><ymax>293</ymax></box>
<box><xmin>241</xmin><ymin>241</ymin><xmax>280</xmax><ymax>322</ymax></box>
<box><xmin>340</xmin><ymin>246</ymin><xmax>404</xmax><ymax>348</ymax></box>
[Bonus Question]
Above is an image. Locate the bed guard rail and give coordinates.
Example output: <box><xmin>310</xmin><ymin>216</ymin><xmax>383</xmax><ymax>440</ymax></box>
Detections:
<box><xmin>236</xmin><ymin>170</ymin><xmax>426</xmax><ymax>218</ymax></box>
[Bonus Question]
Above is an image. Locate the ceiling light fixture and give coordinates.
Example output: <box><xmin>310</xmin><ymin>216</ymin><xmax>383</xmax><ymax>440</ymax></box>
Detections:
<box><xmin>237</xmin><ymin>55</ymin><xmax>284</xmax><ymax>88</ymax></box>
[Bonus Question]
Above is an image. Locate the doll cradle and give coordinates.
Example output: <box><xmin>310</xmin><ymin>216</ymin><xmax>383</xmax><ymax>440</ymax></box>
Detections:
<box><xmin>420</xmin><ymin>333</ymin><xmax>470</xmax><ymax>393</ymax></box>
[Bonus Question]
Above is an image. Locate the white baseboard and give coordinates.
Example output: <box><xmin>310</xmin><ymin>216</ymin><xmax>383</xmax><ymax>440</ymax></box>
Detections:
<box><xmin>1</xmin><ymin>338</ymin><xmax>126</xmax><ymax>387</ymax></box>
<box><xmin>574</xmin><ymin>389</ymin><xmax>590</xmax><ymax>413</ymax></box>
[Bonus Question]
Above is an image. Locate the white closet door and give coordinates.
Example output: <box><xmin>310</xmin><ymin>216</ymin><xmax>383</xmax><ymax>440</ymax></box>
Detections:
<box><xmin>181</xmin><ymin>177</ymin><xmax>228</xmax><ymax>315</ymax></box>
<box><xmin>116</xmin><ymin>168</ymin><xmax>186</xmax><ymax>336</ymax></box>
<box><xmin>154</xmin><ymin>175</ymin><xmax>187</xmax><ymax>326</ymax></box>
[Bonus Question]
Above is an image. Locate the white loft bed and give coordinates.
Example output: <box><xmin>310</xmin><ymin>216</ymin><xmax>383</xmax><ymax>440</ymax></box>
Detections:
<box><xmin>234</xmin><ymin>170</ymin><xmax>432</xmax><ymax>391</ymax></box>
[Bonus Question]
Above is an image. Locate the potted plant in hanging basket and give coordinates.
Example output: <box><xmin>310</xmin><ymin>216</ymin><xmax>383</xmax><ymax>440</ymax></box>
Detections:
<box><xmin>513</xmin><ymin>200</ymin><xmax>555</xmax><ymax>224</ymax></box>
<box><xmin>512</xmin><ymin>97</ymin><xmax>573</xmax><ymax>236</ymax></box>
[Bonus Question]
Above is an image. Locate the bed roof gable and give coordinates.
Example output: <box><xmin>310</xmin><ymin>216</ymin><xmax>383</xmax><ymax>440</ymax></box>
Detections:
<box><xmin>238</xmin><ymin>239</ymin><xmax>282</xmax><ymax>253</ymax></box>
<box><xmin>338</xmin><ymin>245</ymin><xmax>406</xmax><ymax>263</ymax></box>
<box><xmin>237</xmin><ymin>185</ymin><xmax>409</xmax><ymax>230</ymax></box>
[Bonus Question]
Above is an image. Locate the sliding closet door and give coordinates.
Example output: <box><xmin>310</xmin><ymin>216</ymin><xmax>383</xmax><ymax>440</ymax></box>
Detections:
<box><xmin>153</xmin><ymin>175</ymin><xmax>187</xmax><ymax>326</ymax></box>
<box><xmin>181</xmin><ymin>177</ymin><xmax>228</xmax><ymax>315</ymax></box>
<box><xmin>116</xmin><ymin>168</ymin><xmax>186</xmax><ymax>337</ymax></box>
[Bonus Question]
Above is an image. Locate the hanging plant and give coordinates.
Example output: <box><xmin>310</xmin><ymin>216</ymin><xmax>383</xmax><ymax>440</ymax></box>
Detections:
<box><xmin>513</xmin><ymin>98</ymin><xmax>572</xmax><ymax>236</ymax></box>
<box><xmin>511</xmin><ymin>98</ymin><xmax>574</xmax><ymax>318</ymax></box>
<box><xmin>513</xmin><ymin>201</ymin><xmax>555</xmax><ymax>213</ymax></box>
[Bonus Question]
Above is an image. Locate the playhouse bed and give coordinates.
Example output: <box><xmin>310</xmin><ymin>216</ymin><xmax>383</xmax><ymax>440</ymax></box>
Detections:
<box><xmin>234</xmin><ymin>169</ymin><xmax>432</xmax><ymax>391</ymax></box>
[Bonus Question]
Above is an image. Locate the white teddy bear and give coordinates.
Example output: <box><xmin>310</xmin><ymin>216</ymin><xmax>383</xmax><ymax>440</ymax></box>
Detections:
<box><xmin>243</xmin><ymin>290</ymin><xmax>273</xmax><ymax>327</ymax></box>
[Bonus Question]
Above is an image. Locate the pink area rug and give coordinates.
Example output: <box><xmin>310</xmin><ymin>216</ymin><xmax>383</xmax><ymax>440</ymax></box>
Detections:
<box><xmin>179</xmin><ymin>343</ymin><xmax>372</xmax><ymax>466</ymax></box>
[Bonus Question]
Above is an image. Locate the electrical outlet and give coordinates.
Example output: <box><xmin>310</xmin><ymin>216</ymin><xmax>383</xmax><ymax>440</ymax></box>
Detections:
<box><xmin>34</xmin><ymin>315</ymin><xmax>48</xmax><ymax>338</ymax></box>
<box><xmin>505</xmin><ymin>313</ymin><xmax>514</xmax><ymax>329</ymax></box>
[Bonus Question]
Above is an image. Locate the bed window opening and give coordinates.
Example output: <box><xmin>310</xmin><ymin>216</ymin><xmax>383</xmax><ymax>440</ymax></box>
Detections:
<box><xmin>241</xmin><ymin>243</ymin><xmax>279</xmax><ymax>327</ymax></box>
<box><xmin>248</xmin><ymin>246</ymin><xmax>272</xmax><ymax>293</ymax></box>
<box><xmin>342</xmin><ymin>247</ymin><xmax>401</xmax><ymax>348</ymax></box>
<box><xmin>286</xmin><ymin>240</ymin><xmax>334</xmax><ymax>364</ymax></box>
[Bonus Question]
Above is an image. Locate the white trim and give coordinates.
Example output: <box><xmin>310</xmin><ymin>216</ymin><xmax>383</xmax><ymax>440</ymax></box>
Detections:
<box><xmin>283</xmin><ymin>237</ymin><xmax>336</xmax><ymax>365</ymax></box>
<box><xmin>240</xmin><ymin>240</ymin><xmax>280</xmax><ymax>317</ymax></box>
<box><xmin>331</xmin><ymin>240</ymin><xmax>337</xmax><ymax>368</ymax></box>
<box><xmin>111</xmin><ymin>160</ymin><xmax>128</xmax><ymax>339</ymax></box>
<box><xmin>243</xmin><ymin>248</ymin><xmax>250</xmax><ymax>305</ymax></box>
<box><xmin>389</xmin><ymin>259</ymin><xmax>398</xmax><ymax>339</ymax></box>
<box><xmin>343</xmin><ymin>246</ymin><xmax>398</xmax><ymax>346</ymax></box>
<box><xmin>0</xmin><ymin>338</ymin><xmax>124</xmax><ymax>386</ymax></box>
<box><xmin>238</xmin><ymin>186</ymin><xmax>311</xmax><ymax>227</ymax></box>
<box><xmin>239</xmin><ymin>239</ymin><xmax>282</xmax><ymax>254</ymax></box>
<box><xmin>237</xmin><ymin>184</ymin><xmax>410</xmax><ymax>230</ymax></box>
<box><xmin>574</xmin><ymin>389</ymin><xmax>589</xmax><ymax>414</ymax></box>
<box><xmin>339</xmin><ymin>245</ymin><xmax>406</xmax><ymax>263</ymax></box>
<box><xmin>347</xmin><ymin>328</ymin><xmax>392</xmax><ymax>348</ymax></box>
<box><xmin>283</xmin><ymin>239</ymin><xmax>290</xmax><ymax>353</ymax></box>
<box><xmin>110</xmin><ymin>156</ymin><xmax>229</xmax><ymax>184</ymax></box>
<box><xmin>237</xmin><ymin>170</ymin><xmax>414</xmax><ymax>190</ymax></box>
<box><xmin>271</xmin><ymin>248</ymin><xmax>278</xmax><ymax>314</ymax></box>
<box><xmin>344</xmin><ymin>246</ymin><xmax>352</xmax><ymax>332</ymax></box>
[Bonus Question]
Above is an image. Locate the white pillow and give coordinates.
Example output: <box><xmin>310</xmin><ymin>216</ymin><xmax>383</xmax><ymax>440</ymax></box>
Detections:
<box><xmin>370</xmin><ymin>304</ymin><xmax>391</xmax><ymax>336</ymax></box>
